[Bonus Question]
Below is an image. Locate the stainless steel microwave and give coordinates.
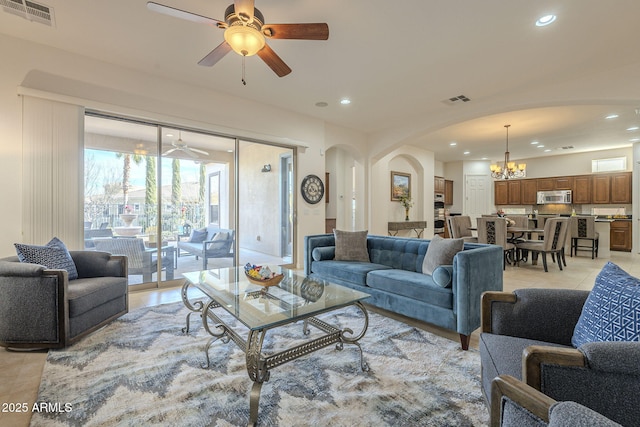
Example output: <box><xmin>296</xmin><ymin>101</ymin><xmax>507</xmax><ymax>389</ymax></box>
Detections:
<box><xmin>537</xmin><ymin>190</ymin><xmax>572</xmax><ymax>204</ymax></box>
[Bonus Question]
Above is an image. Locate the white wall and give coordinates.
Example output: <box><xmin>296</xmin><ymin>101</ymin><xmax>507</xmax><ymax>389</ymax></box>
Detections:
<box><xmin>518</xmin><ymin>147</ymin><xmax>633</xmax><ymax>178</ymax></box>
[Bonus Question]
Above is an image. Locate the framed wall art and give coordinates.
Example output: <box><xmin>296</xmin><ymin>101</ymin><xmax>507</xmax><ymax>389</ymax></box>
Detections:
<box><xmin>390</xmin><ymin>171</ymin><xmax>411</xmax><ymax>201</ymax></box>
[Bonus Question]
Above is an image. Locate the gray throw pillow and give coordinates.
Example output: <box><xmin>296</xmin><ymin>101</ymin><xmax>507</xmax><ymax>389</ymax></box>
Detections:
<box><xmin>334</xmin><ymin>230</ymin><xmax>370</xmax><ymax>262</ymax></box>
<box><xmin>422</xmin><ymin>234</ymin><xmax>464</xmax><ymax>276</ymax></box>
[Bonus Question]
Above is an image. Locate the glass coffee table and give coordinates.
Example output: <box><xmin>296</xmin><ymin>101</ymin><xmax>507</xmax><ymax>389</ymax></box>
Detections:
<box><xmin>181</xmin><ymin>266</ymin><xmax>371</xmax><ymax>427</ymax></box>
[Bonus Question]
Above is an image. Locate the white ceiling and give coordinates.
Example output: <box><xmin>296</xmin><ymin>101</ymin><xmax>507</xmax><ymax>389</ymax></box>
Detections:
<box><xmin>2</xmin><ymin>0</ymin><xmax>640</xmax><ymax>163</ymax></box>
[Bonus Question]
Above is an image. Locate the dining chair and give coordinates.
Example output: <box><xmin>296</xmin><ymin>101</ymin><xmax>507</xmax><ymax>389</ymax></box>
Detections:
<box><xmin>451</xmin><ymin>216</ymin><xmax>478</xmax><ymax>242</ymax></box>
<box><xmin>515</xmin><ymin>218</ymin><xmax>569</xmax><ymax>272</ymax></box>
<box><xmin>476</xmin><ymin>217</ymin><xmax>514</xmax><ymax>269</ymax></box>
<box><xmin>570</xmin><ymin>215</ymin><xmax>599</xmax><ymax>259</ymax></box>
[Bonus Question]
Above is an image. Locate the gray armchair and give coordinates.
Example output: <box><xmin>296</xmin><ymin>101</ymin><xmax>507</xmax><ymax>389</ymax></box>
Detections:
<box><xmin>0</xmin><ymin>251</ymin><xmax>128</xmax><ymax>349</ymax></box>
<box><xmin>480</xmin><ymin>289</ymin><xmax>640</xmax><ymax>426</ymax></box>
<box><xmin>491</xmin><ymin>375</ymin><xmax>622</xmax><ymax>427</ymax></box>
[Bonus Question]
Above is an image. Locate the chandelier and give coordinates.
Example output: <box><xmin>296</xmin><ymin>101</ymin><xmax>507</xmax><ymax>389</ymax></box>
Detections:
<box><xmin>490</xmin><ymin>124</ymin><xmax>526</xmax><ymax>179</ymax></box>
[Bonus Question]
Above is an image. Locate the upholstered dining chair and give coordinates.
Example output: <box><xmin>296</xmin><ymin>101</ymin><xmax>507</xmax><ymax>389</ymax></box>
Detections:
<box><xmin>515</xmin><ymin>218</ymin><xmax>569</xmax><ymax>272</ymax></box>
<box><xmin>570</xmin><ymin>216</ymin><xmax>599</xmax><ymax>259</ymax></box>
<box><xmin>450</xmin><ymin>215</ymin><xmax>478</xmax><ymax>242</ymax></box>
<box><xmin>476</xmin><ymin>217</ymin><xmax>515</xmax><ymax>269</ymax></box>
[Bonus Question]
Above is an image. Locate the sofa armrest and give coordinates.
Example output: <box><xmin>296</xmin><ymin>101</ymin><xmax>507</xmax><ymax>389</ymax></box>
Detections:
<box><xmin>579</xmin><ymin>341</ymin><xmax>640</xmax><ymax>375</ymax></box>
<box><xmin>523</xmin><ymin>345</ymin><xmax>586</xmax><ymax>390</ymax></box>
<box><xmin>490</xmin><ymin>374</ymin><xmax>555</xmax><ymax>427</ymax></box>
<box><xmin>70</xmin><ymin>251</ymin><xmax>127</xmax><ymax>278</ymax></box>
<box><xmin>451</xmin><ymin>245</ymin><xmax>504</xmax><ymax>336</ymax></box>
<box><xmin>304</xmin><ymin>234</ymin><xmax>336</xmax><ymax>275</ymax></box>
<box><xmin>0</xmin><ymin>266</ymin><xmax>68</xmax><ymax>347</ymax></box>
<box><xmin>481</xmin><ymin>289</ymin><xmax>589</xmax><ymax>346</ymax></box>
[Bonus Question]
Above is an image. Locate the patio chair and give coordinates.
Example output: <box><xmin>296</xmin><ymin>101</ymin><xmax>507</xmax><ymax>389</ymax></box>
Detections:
<box><xmin>93</xmin><ymin>237</ymin><xmax>174</xmax><ymax>282</ymax></box>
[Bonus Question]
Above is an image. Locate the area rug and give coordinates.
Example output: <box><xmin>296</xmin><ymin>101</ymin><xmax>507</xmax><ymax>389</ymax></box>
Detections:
<box><xmin>32</xmin><ymin>302</ymin><xmax>489</xmax><ymax>426</ymax></box>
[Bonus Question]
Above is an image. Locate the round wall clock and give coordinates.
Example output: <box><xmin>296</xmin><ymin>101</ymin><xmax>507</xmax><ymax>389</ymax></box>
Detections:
<box><xmin>301</xmin><ymin>174</ymin><xmax>325</xmax><ymax>204</ymax></box>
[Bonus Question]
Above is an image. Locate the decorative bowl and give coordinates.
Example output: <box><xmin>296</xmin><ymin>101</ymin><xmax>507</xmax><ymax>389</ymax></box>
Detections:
<box><xmin>244</xmin><ymin>271</ymin><xmax>284</xmax><ymax>287</ymax></box>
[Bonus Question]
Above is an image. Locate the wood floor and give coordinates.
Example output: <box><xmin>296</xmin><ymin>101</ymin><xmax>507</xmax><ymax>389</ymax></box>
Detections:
<box><xmin>1</xmin><ymin>250</ymin><xmax>638</xmax><ymax>427</ymax></box>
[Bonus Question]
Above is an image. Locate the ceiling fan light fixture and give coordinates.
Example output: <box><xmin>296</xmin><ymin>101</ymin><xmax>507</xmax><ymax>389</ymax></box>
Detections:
<box><xmin>224</xmin><ymin>25</ymin><xmax>265</xmax><ymax>56</ymax></box>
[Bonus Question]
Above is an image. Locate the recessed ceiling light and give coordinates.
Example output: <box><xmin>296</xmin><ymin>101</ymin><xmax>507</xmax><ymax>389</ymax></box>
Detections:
<box><xmin>530</xmin><ymin>141</ymin><xmax>539</xmax><ymax>145</ymax></box>
<box><xmin>463</xmin><ymin>151</ymin><xmax>470</xmax><ymax>155</ymax></box>
<box><xmin>481</xmin><ymin>157</ymin><xmax>488</xmax><ymax>160</ymax></box>
<box><xmin>544</xmin><ymin>149</ymin><xmax>552</xmax><ymax>152</ymax></box>
<box><xmin>449</xmin><ymin>142</ymin><xmax>457</xmax><ymax>146</ymax></box>
<box><xmin>340</xmin><ymin>98</ymin><xmax>351</xmax><ymax>105</ymax></box>
<box><xmin>537</xmin><ymin>144</ymin><xmax>545</xmax><ymax>148</ymax></box>
<box><xmin>605</xmin><ymin>114</ymin><xmax>619</xmax><ymax>119</ymax></box>
<box><xmin>630</xmin><ymin>138</ymin><xmax>640</xmax><ymax>142</ymax></box>
<box><xmin>315</xmin><ymin>101</ymin><xmax>328</xmax><ymax>108</ymax></box>
<box><xmin>536</xmin><ymin>14</ymin><xmax>557</xmax><ymax>27</ymax></box>
<box><xmin>166</xmin><ymin>133</ymin><xmax>174</xmax><ymax>137</ymax></box>
<box><xmin>626</xmin><ymin>126</ymin><xmax>639</xmax><ymax>131</ymax></box>
<box><xmin>227</xmin><ymin>149</ymin><xmax>234</xmax><ymax>153</ymax></box>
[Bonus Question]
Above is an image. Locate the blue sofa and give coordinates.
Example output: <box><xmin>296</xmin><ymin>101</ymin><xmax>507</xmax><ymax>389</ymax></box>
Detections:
<box><xmin>304</xmin><ymin>234</ymin><xmax>504</xmax><ymax>350</ymax></box>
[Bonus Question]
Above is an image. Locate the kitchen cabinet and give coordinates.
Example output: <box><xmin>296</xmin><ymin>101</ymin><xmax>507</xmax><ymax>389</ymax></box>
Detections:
<box><xmin>520</xmin><ymin>179</ymin><xmax>538</xmax><ymax>205</ymax></box>
<box><xmin>610</xmin><ymin>220</ymin><xmax>632</xmax><ymax>252</ymax></box>
<box><xmin>507</xmin><ymin>181</ymin><xmax>521</xmax><ymax>204</ymax></box>
<box><xmin>592</xmin><ymin>174</ymin><xmax>611</xmax><ymax>204</ymax></box>
<box><xmin>573</xmin><ymin>175</ymin><xmax>592</xmax><ymax>204</ymax></box>
<box><xmin>537</xmin><ymin>177</ymin><xmax>574</xmax><ymax>191</ymax></box>
<box><xmin>434</xmin><ymin>176</ymin><xmax>445</xmax><ymax>194</ymax></box>
<box><xmin>444</xmin><ymin>180</ymin><xmax>453</xmax><ymax>205</ymax></box>
<box><xmin>611</xmin><ymin>172</ymin><xmax>632</xmax><ymax>203</ymax></box>
<box><xmin>494</xmin><ymin>180</ymin><xmax>522</xmax><ymax>205</ymax></box>
<box><xmin>494</xmin><ymin>181</ymin><xmax>509</xmax><ymax>205</ymax></box>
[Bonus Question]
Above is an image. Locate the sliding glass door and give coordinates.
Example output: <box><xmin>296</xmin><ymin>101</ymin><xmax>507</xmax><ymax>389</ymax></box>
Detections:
<box><xmin>84</xmin><ymin>115</ymin><xmax>293</xmax><ymax>289</ymax></box>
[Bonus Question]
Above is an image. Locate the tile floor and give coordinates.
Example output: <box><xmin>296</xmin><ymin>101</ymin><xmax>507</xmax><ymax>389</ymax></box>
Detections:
<box><xmin>1</xmin><ymin>250</ymin><xmax>638</xmax><ymax>426</ymax></box>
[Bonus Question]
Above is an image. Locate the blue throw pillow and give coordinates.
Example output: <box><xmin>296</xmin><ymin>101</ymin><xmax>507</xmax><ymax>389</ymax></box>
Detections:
<box><xmin>189</xmin><ymin>228</ymin><xmax>208</xmax><ymax>243</ymax></box>
<box><xmin>572</xmin><ymin>262</ymin><xmax>640</xmax><ymax>348</ymax></box>
<box><xmin>15</xmin><ymin>237</ymin><xmax>78</xmax><ymax>280</ymax></box>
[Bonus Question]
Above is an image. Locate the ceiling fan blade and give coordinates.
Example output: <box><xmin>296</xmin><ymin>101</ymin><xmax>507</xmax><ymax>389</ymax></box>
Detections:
<box><xmin>262</xmin><ymin>23</ymin><xmax>329</xmax><ymax>40</ymax></box>
<box><xmin>257</xmin><ymin>44</ymin><xmax>291</xmax><ymax>77</ymax></box>
<box><xmin>234</xmin><ymin>0</ymin><xmax>255</xmax><ymax>23</ymax></box>
<box><xmin>182</xmin><ymin>148</ymin><xmax>200</xmax><ymax>159</ymax></box>
<box><xmin>146</xmin><ymin>2</ymin><xmax>222</xmax><ymax>26</ymax></box>
<box><xmin>198</xmin><ymin>42</ymin><xmax>232</xmax><ymax>66</ymax></box>
<box><xmin>162</xmin><ymin>148</ymin><xmax>177</xmax><ymax>156</ymax></box>
<box><xmin>189</xmin><ymin>147</ymin><xmax>210</xmax><ymax>156</ymax></box>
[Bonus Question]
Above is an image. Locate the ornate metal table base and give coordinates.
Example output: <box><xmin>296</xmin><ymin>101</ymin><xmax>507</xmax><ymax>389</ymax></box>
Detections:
<box><xmin>181</xmin><ymin>281</ymin><xmax>369</xmax><ymax>427</ymax></box>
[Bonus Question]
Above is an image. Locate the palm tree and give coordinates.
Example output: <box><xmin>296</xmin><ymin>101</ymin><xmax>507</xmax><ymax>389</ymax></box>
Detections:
<box><xmin>115</xmin><ymin>152</ymin><xmax>143</xmax><ymax>209</ymax></box>
<box><xmin>144</xmin><ymin>155</ymin><xmax>157</xmax><ymax>227</ymax></box>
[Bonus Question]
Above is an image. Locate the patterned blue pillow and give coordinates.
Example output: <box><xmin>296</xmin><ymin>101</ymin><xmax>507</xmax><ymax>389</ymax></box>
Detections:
<box><xmin>572</xmin><ymin>262</ymin><xmax>640</xmax><ymax>347</ymax></box>
<box><xmin>15</xmin><ymin>237</ymin><xmax>78</xmax><ymax>280</ymax></box>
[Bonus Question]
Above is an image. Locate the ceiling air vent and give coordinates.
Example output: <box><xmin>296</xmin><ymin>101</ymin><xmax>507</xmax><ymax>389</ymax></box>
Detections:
<box><xmin>442</xmin><ymin>94</ymin><xmax>471</xmax><ymax>106</ymax></box>
<box><xmin>1</xmin><ymin>0</ymin><xmax>55</xmax><ymax>27</ymax></box>
<box><xmin>561</xmin><ymin>145</ymin><xmax>574</xmax><ymax>150</ymax></box>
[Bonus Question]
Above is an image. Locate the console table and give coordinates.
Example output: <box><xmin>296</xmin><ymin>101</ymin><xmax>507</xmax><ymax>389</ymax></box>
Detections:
<box><xmin>388</xmin><ymin>221</ymin><xmax>427</xmax><ymax>238</ymax></box>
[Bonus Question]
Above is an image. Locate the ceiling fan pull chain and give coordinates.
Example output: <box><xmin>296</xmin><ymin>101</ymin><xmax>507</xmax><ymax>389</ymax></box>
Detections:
<box><xmin>242</xmin><ymin>56</ymin><xmax>247</xmax><ymax>85</ymax></box>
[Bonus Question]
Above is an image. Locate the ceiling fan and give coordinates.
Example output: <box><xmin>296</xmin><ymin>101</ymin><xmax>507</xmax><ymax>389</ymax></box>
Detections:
<box><xmin>162</xmin><ymin>132</ymin><xmax>209</xmax><ymax>158</ymax></box>
<box><xmin>147</xmin><ymin>0</ymin><xmax>329</xmax><ymax>80</ymax></box>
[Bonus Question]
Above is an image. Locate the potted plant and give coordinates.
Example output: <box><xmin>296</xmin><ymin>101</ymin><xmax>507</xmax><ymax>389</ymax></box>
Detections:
<box><xmin>399</xmin><ymin>196</ymin><xmax>413</xmax><ymax>221</ymax></box>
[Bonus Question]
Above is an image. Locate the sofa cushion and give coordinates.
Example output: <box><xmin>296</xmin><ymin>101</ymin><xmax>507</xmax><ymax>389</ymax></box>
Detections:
<box><xmin>189</xmin><ymin>228</ymin><xmax>207</xmax><ymax>242</ymax></box>
<box><xmin>572</xmin><ymin>262</ymin><xmax>640</xmax><ymax>348</ymax></box>
<box><xmin>312</xmin><ymin>246</ymin><xmax>335</xmax><ymax>261</ymax></box>
<box><xmin>310</xmin><ymin>260</ymin><xmax>390</xmax><ymax>287</ymax></box>
<box><xmin>67</xmin><ymin>276</ymin><xmax>128</xmax><ymax>318</ymax></box>
<box><xmin>15</xmin><ymin>237</ymin><xmax>78</xmax><ymax>280</ymax></box>
<box><xmin>422</xmin><ymin>234</ymin><xmax>464</xmax><ymax>275</ymax></box>
<box><xmin>366</xmin><ymin>269</ymin><xmax>453</xmax><ymax>309</ymax></box>
<box><xmin>334</xmin><ymin>230</ymin><xmax>370</xmax><ymax>262</ymax></box>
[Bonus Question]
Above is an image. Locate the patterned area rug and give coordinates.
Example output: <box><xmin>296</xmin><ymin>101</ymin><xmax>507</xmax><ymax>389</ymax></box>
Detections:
<box><xmin>32</xmin><ymin>302</ymin><xmax>488</xmax><ymax>426</ymax></box>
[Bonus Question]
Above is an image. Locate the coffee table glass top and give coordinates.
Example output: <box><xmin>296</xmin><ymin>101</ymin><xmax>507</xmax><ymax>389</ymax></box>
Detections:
<box><xmin>182</xmin><ymin>266</ymin><xmax>370</xmax><ymax>331</ymax></box>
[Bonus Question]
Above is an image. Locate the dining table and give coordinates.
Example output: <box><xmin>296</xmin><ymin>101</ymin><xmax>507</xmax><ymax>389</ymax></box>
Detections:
<box><xmin>466</xmin><ymin>226</ymin><xmax>545</xmax><ymax>266</ymax></box>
